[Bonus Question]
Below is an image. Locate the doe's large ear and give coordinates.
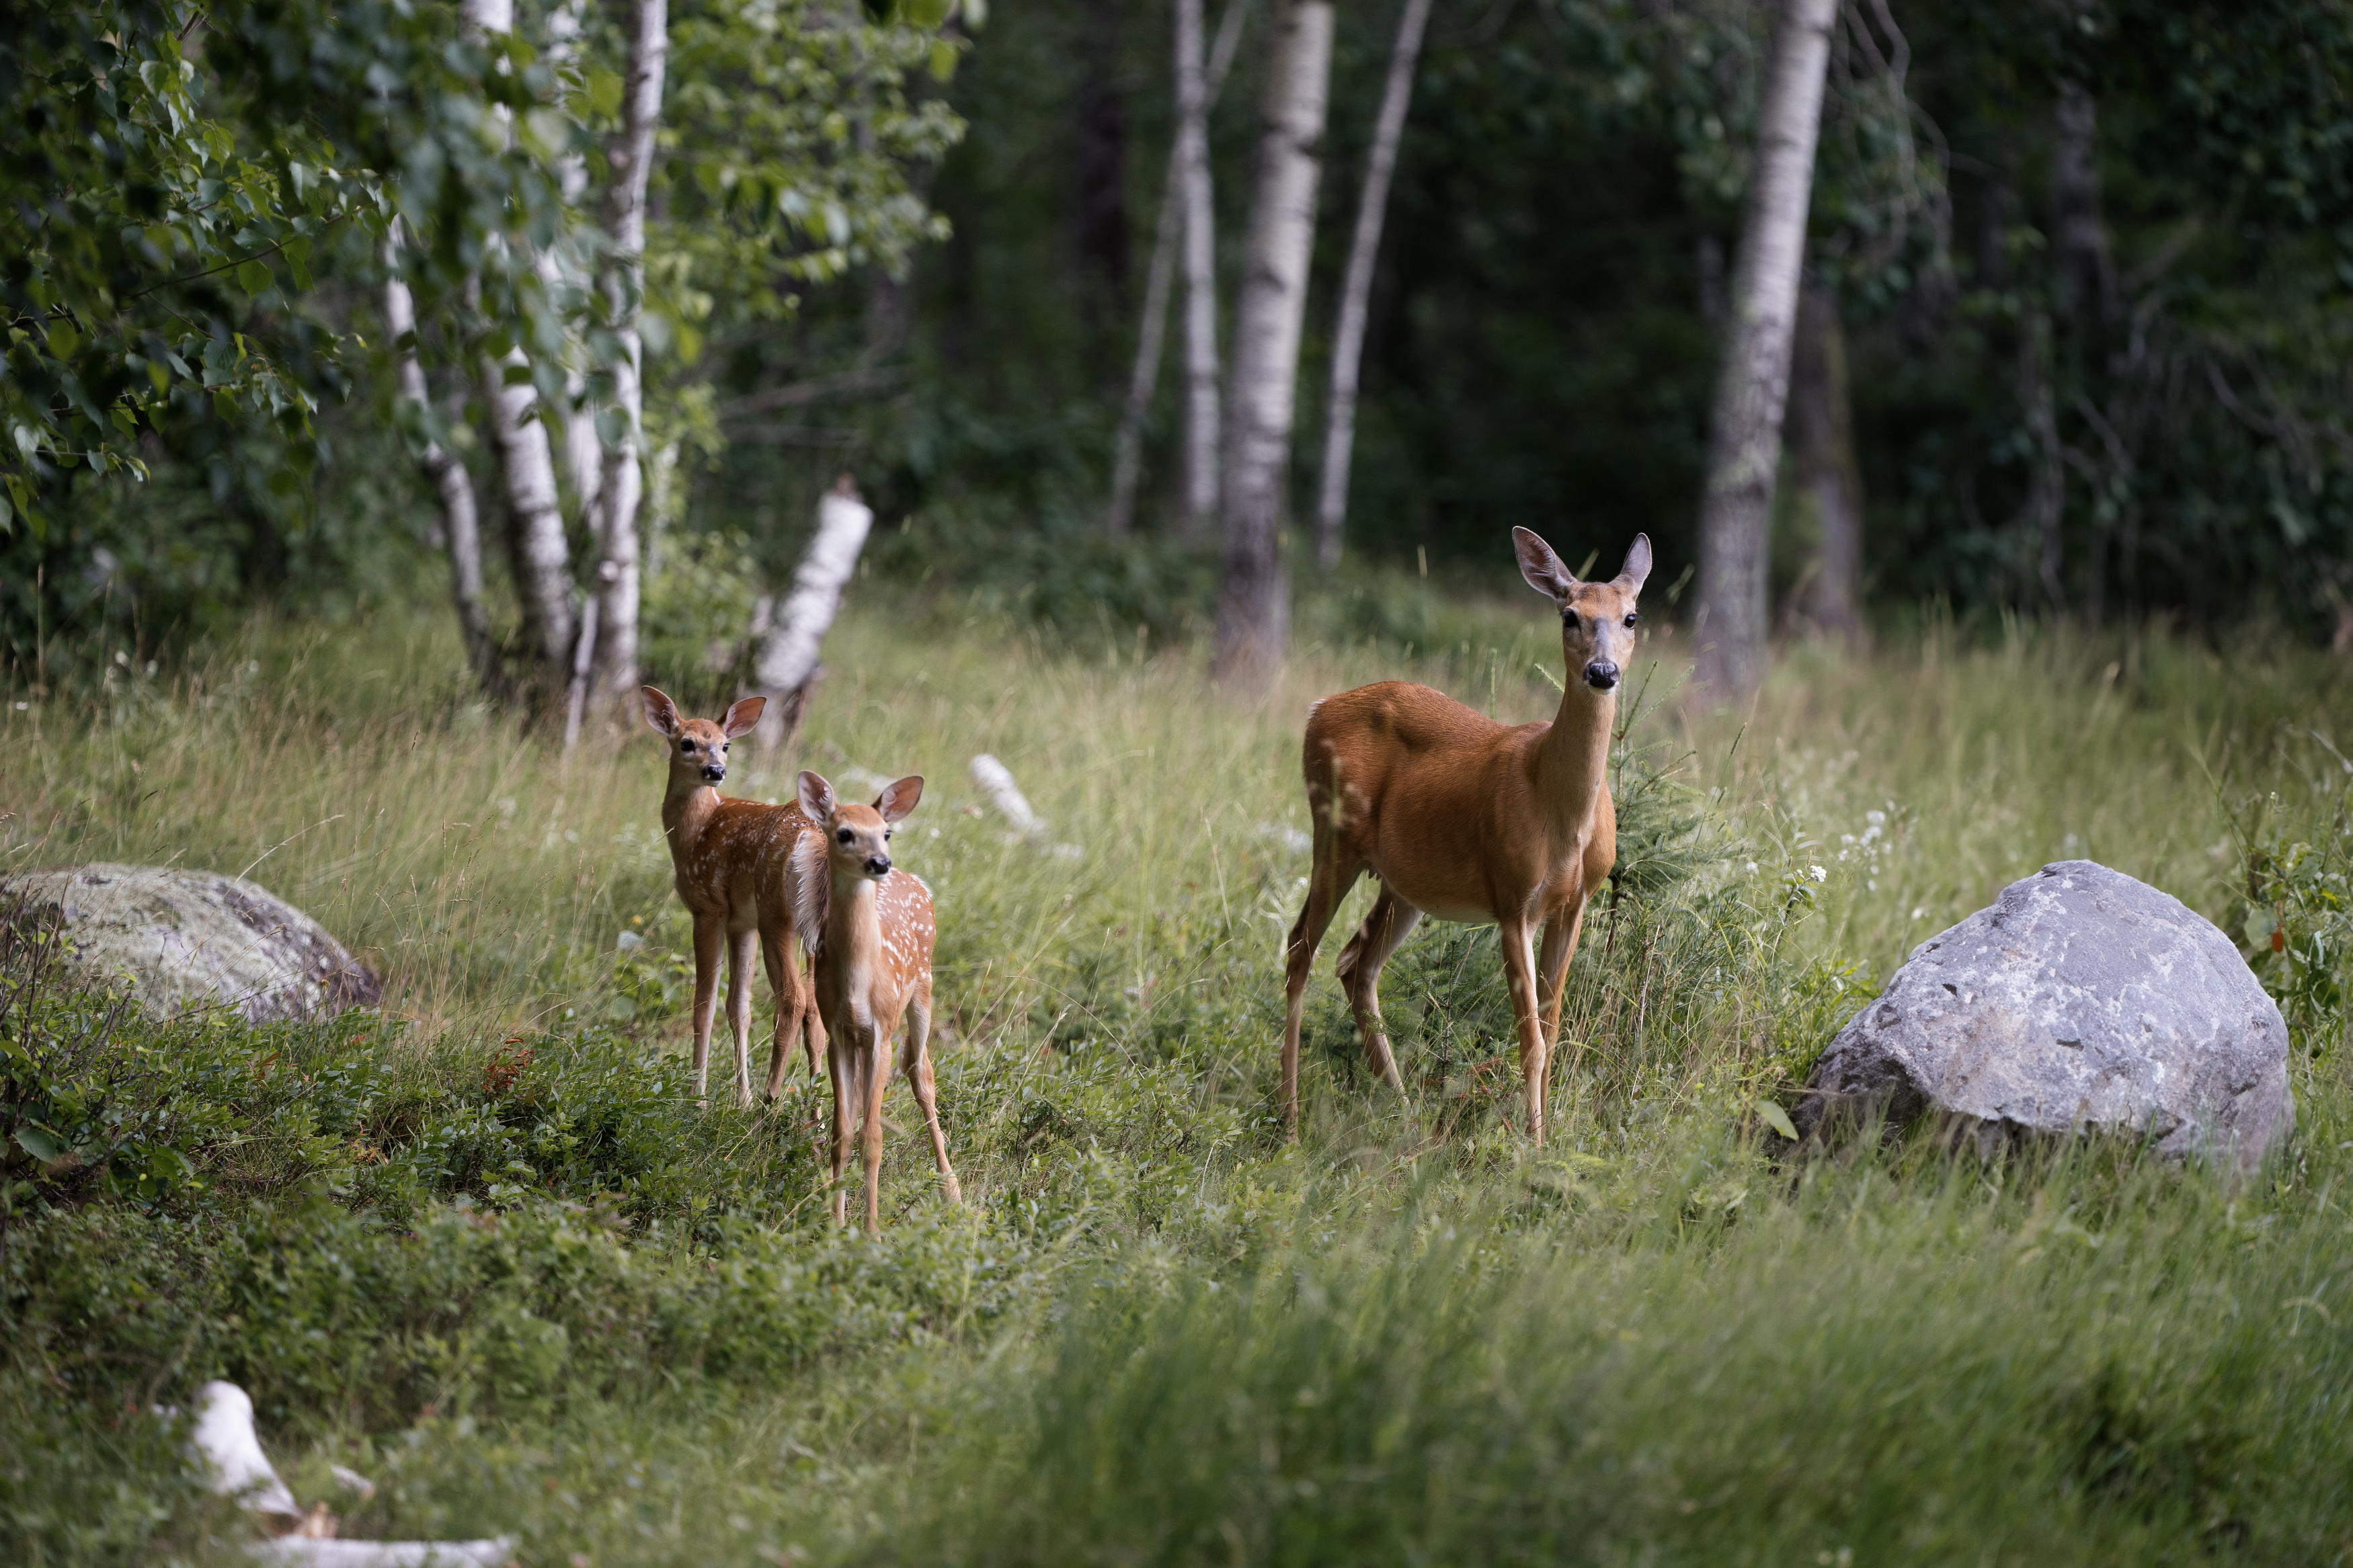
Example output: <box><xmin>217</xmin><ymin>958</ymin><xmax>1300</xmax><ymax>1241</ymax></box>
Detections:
<box><xmin>641</xmin><ymin>686</ymin><xmax>681</xmax><ymax>738</ymax></box>
<box><xmin>797</xmin><ymin>771</ymin><xmax>837</xmax><ymax>823</ymax></box>
<box><xmin>721</xmin><ymin>696</ymin><xmax>766</xmax><ymax>738</ymax></box>
<box><xmin>875</xmin><ymin>775</ymin><xmax>924</xmax><ymax>823</ymax></box>
<box><xmin>1513</xmin><ymin>526</ymin><xmax>1577</xmax><ymax>602</ymax></box>
<box><xmin>1613</xmin><ymin>533</ymin><xmax>1654</xmax><ymax>594</ymax></box>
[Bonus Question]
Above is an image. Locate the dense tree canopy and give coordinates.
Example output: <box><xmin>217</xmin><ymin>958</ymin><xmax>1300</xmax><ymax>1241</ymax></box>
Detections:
<box><xmin>8</xmin><ymin>0</ymin><xmax>2353</xmax><ymax>682</ymax></box>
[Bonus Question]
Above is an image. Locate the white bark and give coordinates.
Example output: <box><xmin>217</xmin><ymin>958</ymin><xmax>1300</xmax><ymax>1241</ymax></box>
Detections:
<box><xmin>1214</xmin><ymin>0</ymin><xmax>1332</xmax><ymax>685</ymax></box>
<box><xmin>1692</xmin><ymin>0</ymin><xmax>1837</xmax><ymax>697</ymax></box>
<box><xmin>752</xmin><ymin>478</ymin><xmax>873</xmax><ymax>748</ymax></box>
<box><xmin>1312</xmin><ymin>0</ymin><xmax>1432</xmax><ymax>569</ymax></box>
<box><xmin>381</xmin><ymin>233</ymin><xmax>496</xmax><ymax>688</ymax></box>
<box><xmin>1176</xmin><ymin>0</ymin><xmax>1245</xmax><ymax>540</ymax></box>
<box><xmin>1105</xmin><ymin>0</ymin><xmax>1246</xmax><ymax>540</ymax></box>
<box><xmin>589</xmin><ymin>0</ymin><xmax>668</xmax><ymax>704</ymax></box>
<box><xmin>467</xmin><ymin>0</ymin><xmax>574</xmax><ymax>694</ymax></box>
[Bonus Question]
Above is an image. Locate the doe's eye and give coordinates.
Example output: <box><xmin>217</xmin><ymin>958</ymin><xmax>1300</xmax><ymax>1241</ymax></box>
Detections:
<box><xmin>837</xmin><ymin>829</ymin><xmax>854</xmax><ymax>844</ymax></box>
<box><xmin>1562</xmin><ymin>610</ymin><xmax>1580</xmax><ymax>632</ymax></box>
<box><xmin>884</xmin><ymin>828</ymin><xmax>893</xmax><ymax>840</ymax></box>
<box><xmin>721</xmin><ymin>743</ymin><xmax>730</xmax><ymax>753</ymax></box>
<box><xmin>1624</xmin><ymin>612</ymin><xmax>1640</xmax><ymax>628</ymax></box>
<box><xmin>680</xmin><ymin>741</ymin><xmax>692</xmax><ymax>752</ymax></box>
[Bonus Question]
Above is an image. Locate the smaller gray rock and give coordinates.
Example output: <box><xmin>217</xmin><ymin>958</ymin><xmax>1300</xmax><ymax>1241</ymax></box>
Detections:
<box><xmin>1794</xmin><ymin>860</ymin><xmax>2292</xmax><ymax>1173</ymax></box>
<box><xmin>2</xmin><ymin>864</ymin><xmax>378</xmax><ymax>1024</ymax></box>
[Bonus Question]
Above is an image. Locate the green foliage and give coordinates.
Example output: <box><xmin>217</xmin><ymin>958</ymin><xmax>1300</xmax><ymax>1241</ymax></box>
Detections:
<box><xmin>7</xmin><ymin>602</ymin><xmax>2353</xmax><ymax>1564</ymax></box>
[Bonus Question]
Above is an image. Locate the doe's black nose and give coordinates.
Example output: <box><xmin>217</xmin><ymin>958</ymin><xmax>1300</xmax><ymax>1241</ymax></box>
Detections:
<box><xmin>865</xmin><ymin>854</ymin><xmax>892</xmax><ymax>877</ymax></box>
<box><xmin>1583</xmin><ymin>660</ymin><xmax>1622</xmax><ymax>691</ymax></box>
<box><xmin>702</xmin><ymin>765</ymin><xmax>726</xmax><ymax>782</ymax></box>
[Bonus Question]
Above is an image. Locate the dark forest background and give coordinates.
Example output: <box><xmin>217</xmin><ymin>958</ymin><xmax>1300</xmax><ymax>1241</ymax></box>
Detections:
<box><xmin>11</xmin><ymin>0</ymin><xmax>2353</xmax><ymax>678</ymax></box>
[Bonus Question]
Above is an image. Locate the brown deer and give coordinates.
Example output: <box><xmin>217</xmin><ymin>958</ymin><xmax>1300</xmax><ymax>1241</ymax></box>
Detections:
<box><xmin>641</xmin><ymin>687</ymin><xmax>827</xmax><ymax>1104</ymax></box>
<box><xmin>797</xmin><ymin>770</ymin><xmax>961</xmax><ymax>1231</ymax></box>
<box><xmin>1281</xmin><ymin>528</ymin><xmax>1652</xmax><ymax>1143</ymax></box>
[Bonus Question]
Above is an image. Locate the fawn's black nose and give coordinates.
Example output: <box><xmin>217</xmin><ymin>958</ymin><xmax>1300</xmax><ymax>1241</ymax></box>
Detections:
<box><xmin>1583</xmin><ymin>660</ymin><xmax>1622</xmax><ymax>691</ymax></box>
<box><xmin>865</xmin><ymin>854</ymin><xmax>892</xmax><ymax>877</ymax></box>
<box><xmin>702</xmin><ymin>764</ymin><xmax>725</xmax><ymax>782</ymax></box>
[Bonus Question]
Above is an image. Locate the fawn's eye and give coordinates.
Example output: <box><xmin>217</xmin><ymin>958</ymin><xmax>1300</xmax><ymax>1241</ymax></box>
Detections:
<box><xmin>884</xmin><ymin>828</ymin><xmax>893</xmax><ymax>839</ymax></box>
<box><xmin>1562</xmin><ymin>610</ymin><xmax>1579</xmax><ymax>631</ymax></box>
<box><xmin>837</xmin><ymin>829</ymin><xmax>854</xmax><ymax>844</ymax></box>
<box><xmin>1624</xmin><ymin>612</ymin><xmax>1640</xmax><ymax>628</ymax></box>
<box><xmin>679</xmin><ymin>741</ymin><xmax>692</xmax><ymax>752</ymax></box>
<box><xmin>721</xmin><ymin>743</ymin><xmax>730</xmax><ymax>753</ymax></box>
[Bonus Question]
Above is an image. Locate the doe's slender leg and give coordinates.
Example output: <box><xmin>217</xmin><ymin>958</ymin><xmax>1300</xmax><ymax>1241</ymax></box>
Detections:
<box><xmin>1499</xmin><ymin>914</ymin><xmax>1548</xmax><ymax>1144</ymax></box>
<box><xmin>1334</xmin><ymin>884</ymin><xmax>1423</xmax><ymax>1092</ymax></box>
<box><xmin>726</xmin><ymin>927</ymin><xmax>758</xmax><ymax>1105</ymax></box>
<box><xmin>1282</xmin><ymin>845</ymin><xmax>1363</xmax><ymax>1137</ymax></box>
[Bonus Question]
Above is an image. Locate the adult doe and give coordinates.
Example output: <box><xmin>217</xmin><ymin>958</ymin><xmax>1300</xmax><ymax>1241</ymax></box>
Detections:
<box><xmin>1281</xmin><ymin>528</ymin><xmax>1651</xmax><ymax>1143</ymax></box>
<box><xmin>641</xmin><ymin>687</ymin><xmax>826</xmax><ymax>1104</ymax></box>
<box><xmin>797</xmin><ymin>770</ymin><xmax>961</xmax><ymax>1231</ymax></box>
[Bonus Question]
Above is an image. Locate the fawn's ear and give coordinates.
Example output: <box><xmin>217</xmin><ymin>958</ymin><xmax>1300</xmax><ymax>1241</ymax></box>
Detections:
<box><xmin>641</xmin><ymin>686</ymin><xmax>681</xmax><ymax>738</ymax></box>
<box><xmin>1613</xmin><ymin>534</ymin><xmax>1653</xmax><ymax>594</ymax></box>
<box><xmin>1513</xmin><ymin>527</ymin><xmax>1577</xmax><ymax>602</ymax></box>
<box><xmin>721</xmin><ymin>696</ymin><xmax>766</xmax><ymax>738</ymax></box>
<box><xmin>797</xmin><ymin>771</ymin><xmax>836</xmax><ymax>823</ymax></box>
<box><xmin>875</xmin><ymin>775</ymin><xmax>924</xmax><ymax>823</ymax></box>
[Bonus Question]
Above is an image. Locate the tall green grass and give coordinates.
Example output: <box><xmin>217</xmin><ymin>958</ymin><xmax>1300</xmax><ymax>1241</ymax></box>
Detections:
<box><xmin>4</xmin><ymin>589</ymin><xmax>2351</xmax><ymax>1565</ymax></box>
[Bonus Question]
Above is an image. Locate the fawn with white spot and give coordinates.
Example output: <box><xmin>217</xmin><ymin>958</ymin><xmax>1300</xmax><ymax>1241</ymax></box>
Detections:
<box><xmin>797</xmin><ymin>770</ymin><xmax>961</xmax><ymax>1230</ymax></box>
<box><xmin>1281</xmin><ymin>529</ymin><xmax>1650</xmax><ymax>1143</ymax></box>
<box><xmin>641</xmin><ymin>687</ymin><xmax>827</xmax><ymax>1104</ymax></box>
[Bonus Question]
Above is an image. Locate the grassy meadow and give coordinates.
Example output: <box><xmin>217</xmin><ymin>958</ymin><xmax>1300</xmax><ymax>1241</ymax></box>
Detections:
<box><xmin>6</xmin><ymin>580</ymin><xmax>2353</xmax><ymax>1565</ymax></box>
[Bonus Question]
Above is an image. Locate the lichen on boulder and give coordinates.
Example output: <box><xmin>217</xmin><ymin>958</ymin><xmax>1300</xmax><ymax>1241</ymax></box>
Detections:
<box><xmin>1794</xmin><ymin>860</ymin><xmax>2293</xmax><ymax>1173</ymax></box>
<box><xmin>1</xmin><ymin>863</ymin><xmax>378</xmax><ymax>1024</ymax></box>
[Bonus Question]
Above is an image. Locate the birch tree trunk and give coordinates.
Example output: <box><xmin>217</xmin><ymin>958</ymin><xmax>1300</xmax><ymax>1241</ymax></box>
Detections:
<box><xmin>752</xmin><ymin>477</ymin><xmax>874</xmax><ymax>751</ymax></box>
<box><xmin>1312</xmin><ymin>0</ymin><xmax>1431</xmax><ymax>571</ymax></box>
<box><xmin>1691</xmin><ymin>0</ymin><xmax>1837</xmax><ymax>697</ymax></box>
<box><xmin>381</xmin><ymin>234</ymin><xmax>498</xmax><ymax>691</ymax></box>
<box><xmin>1105</xmin><ymin>0</ymin><xmax>1248</xmax><ymax>538</ymax></box>
<box><xmin>588</xmin><ymin>0</ymin><xmax>668</xmax><ymax>706</ymax></box>
<box><xmin>1213</xmin><ymin>0</ymin><xmax>1332</xmax><ymax>686</ymax></box>
<box><xmin>1177</xmin><ymin>0</ymin><xmax>1242</xmax><ymax>543</ymax></box>
<box><xmin>465</xmin><ymin>0</ymin><xmax>575</xmax><ymax>700</ymax></box>
<box><xmin>1788</xmin><ymin>279</ymin><xmax>1863</xmax><ymax>642</ymax></box>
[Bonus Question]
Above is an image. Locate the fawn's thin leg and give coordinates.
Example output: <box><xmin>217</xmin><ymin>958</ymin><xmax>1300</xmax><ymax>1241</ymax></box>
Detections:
<box><xmin>828</xmin><ymin>1032</ymin><xmax>860</xmax><ymax>1227</ymax></box>
<box><xmin>1499</xmin><ymin>914</ymin><xmax>1548</xmax><ymax>1144</ymax></box>
<box><xmin>1282</xmin><ymin>850</ymin><xmax>1363</xmax><ymax>1137</ymax></box>
<box><xmin>726</xmin><ymin>928</ymin><xmax>758</xmax><ymax>1105</ymax></box>
<box><xmin>689</xmin><ymin>913</ymin><xmax>725</xmax><ymax>1100</ymax></box>
<box><xmin>759</xmin><ymin>930</ymin><xmax>797</xmax><ymax>1102</ymax></box>
<box><xmin>861</xmin><ymin>1028</ymin><xmax>887</xmax><ymax>1233</ymax></box>
<box><xmin>901</xmin><ymin>976</ymin><xmax>961</xmax><ymax>1204</ymax></box>
<box><xmin>1334</xmin><ymin>884</ymin><xmax>1422</xmax><ymax>1092</ymax></box>
<box><xmin>798</xmin><ymin>952</ymin><xmax>826</xmax><ymax>1078</ymax></box>
<box><xmin>1536</xmin><ymin>898</ymin><xmax>1587</xmax><ymax>1134</ymax></box>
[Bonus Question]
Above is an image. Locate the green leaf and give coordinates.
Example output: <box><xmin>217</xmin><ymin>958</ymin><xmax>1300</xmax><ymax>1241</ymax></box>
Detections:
<box><xmin>15</xmin><ymin>1124</ymin><xmax>67</xmax><ymax>1163</ymax></box>
<box><xmin>928</xmin><ymin>38</ymin><xmax>960</xmax><ymax>81</ymax></box>
<box><xmin>907</xmin><ymin>0</ymin><xmax>954</xmax><ymax>27</ymax></box>
<box><xmin>235</xmin><ymin>259</ymin><xmax>272</xmax><ymax>296</ymax></box>
<box><xmin>45</xmin><ymin>319</ymin><xmax>81</xmax><ymax>360</ymax></box>
<box><xmin>1754</xmin><ymin>1100</ymin><xmax>1798</xmax><ymax>1142</ymax></box>
<box><xmin>587</xmin><ymin>67</ymin><xmax>623</xmax><ymax>120</ymax></box>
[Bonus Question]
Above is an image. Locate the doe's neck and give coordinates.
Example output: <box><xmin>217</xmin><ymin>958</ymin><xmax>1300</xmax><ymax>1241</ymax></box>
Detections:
<box><xmin>1534</xmin><ymin>679</ymin><xmax>1616</xmax><ymax>821</ymax></box>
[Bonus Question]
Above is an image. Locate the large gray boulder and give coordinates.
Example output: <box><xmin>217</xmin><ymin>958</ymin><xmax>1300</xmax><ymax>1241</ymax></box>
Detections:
<box><xmin>1794</xmin><ymin>860</ymin><xmax>2292</xmax><ymax>1172</ymax></box>
<box><xmin>1</xmin><ymin>864</ymin><xmax>378</xmax><ymax>1024</ymax></box>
